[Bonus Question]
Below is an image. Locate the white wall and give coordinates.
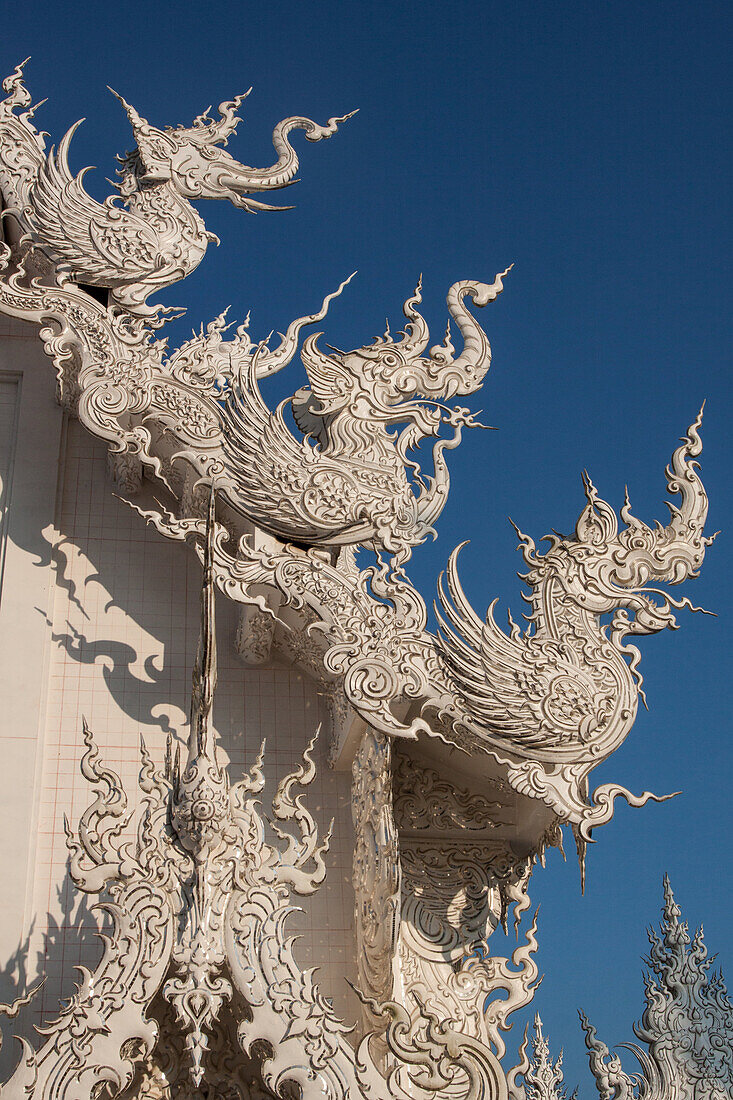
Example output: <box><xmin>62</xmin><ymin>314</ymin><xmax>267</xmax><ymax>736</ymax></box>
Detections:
<box><xmin>0</xmin><ymin>322</ymin><xmax>357</xmax><ymax>1070</ymax></box>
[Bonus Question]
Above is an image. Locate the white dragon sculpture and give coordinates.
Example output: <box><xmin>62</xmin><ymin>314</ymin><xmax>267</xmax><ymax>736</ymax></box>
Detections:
<box><xmin>218</xmin><ymin>269</ymin><xmax>511</xmax><ymax>562</ymax></box>
<box><xmin>429</xmin><ymin>408</ymin><xmax>713</xmax><ymax>857</ymax></box>
<box><xmin>0</xmin><ymin>61</ymin><xmax>717</xmax><ymax>1100</ymax></box>
<box><xmin>0</xmin><ymin>58</ymin><xmax>354</xmax><ymax>321</ymax></box>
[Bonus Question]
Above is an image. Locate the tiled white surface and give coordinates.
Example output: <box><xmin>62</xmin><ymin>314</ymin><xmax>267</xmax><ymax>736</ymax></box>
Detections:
<box><xmin>0</xmin><ymin>374</ymin><xmax>20</xmax><ymax>587</ymax></box>
<box><xmin>0</xmin><ymin>325</ymin><xmax>65</xmax><ymax>1065</ymax></box>
<box><xmin>25</xmin><ymin>421</ymin><xmax>358</xmax><ymax>1033</ymax></box>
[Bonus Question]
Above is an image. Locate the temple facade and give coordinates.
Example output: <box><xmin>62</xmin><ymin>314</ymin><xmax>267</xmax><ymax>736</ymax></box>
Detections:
<box><xmin>0</xmin><ymin>310</ymin><xmax>358</xmax><ymax>1070</ymax></box>
<box><xmin>0</xmin><ymin>59</ymin><xmax>727</xmax><ymax>1098</ymax></box>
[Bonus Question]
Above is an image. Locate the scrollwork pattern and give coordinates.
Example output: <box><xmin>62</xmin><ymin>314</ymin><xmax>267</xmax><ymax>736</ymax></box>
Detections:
<box><xmin>0</xmin><ymin>62</ymin><xmax>719</xmax><ymax>1100</ymax></box>
<box><xmin>393</xmin><ymin>754</ymin><xmax>507</xmax><ymax>832</ymax></box>
<box><xmin>0</xmin><ymin>495</ymin><xmax>515</xmax><ymax>1099</ymax></box>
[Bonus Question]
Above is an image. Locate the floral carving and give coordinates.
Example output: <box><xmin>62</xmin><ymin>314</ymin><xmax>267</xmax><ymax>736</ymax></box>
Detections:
<box><xmin>393</xmin><ymin>753</ymin><xmax>507</xmax><ymax>832</ymax></box>
<box><xmin>351</xmin><ymin>728</ymin><xmax>401</xmax><ymax>1016</ymax></box>
<box><xmin>234</xmin><ymin>606</ymin><xmax>277</xmax><ymax>666</ymax></box>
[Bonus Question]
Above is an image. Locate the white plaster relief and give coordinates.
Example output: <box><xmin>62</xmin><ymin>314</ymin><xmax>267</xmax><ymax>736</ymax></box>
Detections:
<box><xmin>0</xmin><ymin>61</ymin><xmax>718</xmax><ymax>1099</ymax></box>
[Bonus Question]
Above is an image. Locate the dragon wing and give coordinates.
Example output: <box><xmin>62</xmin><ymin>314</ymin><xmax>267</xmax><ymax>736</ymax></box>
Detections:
<box><xmin>434</xmin><ymin>545</ymin><xmax>604</xmax><ymax>759</ymax></box>
<box><xmin>299</xmin><ymin>332</ymin><xmax>354</xmax><ymax>415</ymax></box>
<box><xmin>218</xmin><ymin>354</ymin><xmax>358</xmax><ymax>543</ymax></box>
<box><xmin>435</xmin><ymin>546</ymin><xmax>541</xmax><ymax>741</ymax></box>
<box><xmin>27</xmin><ymin>122</ymin><xmax>162</xmax><ymax>285</ymax></box>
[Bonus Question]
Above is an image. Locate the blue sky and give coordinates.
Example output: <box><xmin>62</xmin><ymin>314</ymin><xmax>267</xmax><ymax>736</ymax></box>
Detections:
<box><xmin>4</xmin><ymin>0</ymin><xmax>731</xmax><ymax>1088</ymax></box>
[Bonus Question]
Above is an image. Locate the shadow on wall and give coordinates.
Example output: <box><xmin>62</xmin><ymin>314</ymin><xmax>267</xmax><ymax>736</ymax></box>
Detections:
<box><xmin>30</xmin><ymin>424</ymin><xmax>335</xmax><ymax>771</ymax></box>
<box><xmin>8</xmin><ymin>420</ymin><xmax>356</xmax><ymax>1051</ymax></box>
<box><xmin>31</xmin><ymin>423</ymin><xmax>317</xmax><ymax>744</ymax></box>
<box><xmin>49</xmin><ymin>609</ymin><xmax>185</xmax><ymax>736</ymax></box>
<box><xmin>37</xmin><ymin>424</ymin><xmax>203</xmax><ymax>734</ymax></box>
<box><xmin>0</xmin><ymin>869</ymin><xmax>102</xmax><ymax>1081</ymax></box>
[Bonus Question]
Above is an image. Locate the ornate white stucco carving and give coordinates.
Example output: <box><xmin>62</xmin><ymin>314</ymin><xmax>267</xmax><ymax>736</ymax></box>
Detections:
<box><xmin>351</xmin><ymin>727</ymin><xmax>401</xmax><ymax>1022</ymax></box>
<box><xmin>0</xmin><ymin>59</ymin><xmax>354</xmax><ymax>323</ymax></box>
<box><xmin>505</xmin><ymin>882</ymin><xmax>733</xmax><ymax>1098</ymax></box>
<box><xmin>235</xmin><ymin>602</ymin><xmax>281</xmax><ymax>666</ymax></box>
<box><xmin>125</xmin><ymin>412</ymin><xmax>711</xmax><ymax>865</ymax></box>
<box><xmin>0</xmin><ymin>493</ymin><xmax>514</xmax><ymax>1099</ymax></box>
<box><xmin>0</xmin><ymin>62</ymin><xmax>713</xmax><ymax>859</ymax></box>
<box><xmin>218</xmin><ymin>269</ymin><xmax>508</xmax><ymax>564</ymax></box>
<box><xmin>508</xmin><ymin>1016</ymin><xmax>576</xmax><ymax>1100</ymax></box>
<box><xmin>0</xmin><ymin>61</ymin><xmax>720</xmax><ymax>1099</ymax></box>
<box><xmin>579</xmin><ymin>877</ymin><xmax>733</xmax><ymax>1100</ymax></box>
<box><xmin>393</xmin><ymin>754</ymin><xmax>509</xmax><ymax>832</ymax></box>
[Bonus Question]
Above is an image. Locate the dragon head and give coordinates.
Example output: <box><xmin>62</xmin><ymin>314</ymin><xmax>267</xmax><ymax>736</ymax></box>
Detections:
<box><xmin>296</xmin><ymin>269</ymin><xmax>512</xmax><ymax>433</ymax></box>
<box><xmin>518</xmin><ymin>408</ymin><xmax>713</xmax><ymax>638</ymax></box>
<box><xmin>111</xmin><ymin>87</ymin><xmax>355</xmax><ymax>211</ymax></box>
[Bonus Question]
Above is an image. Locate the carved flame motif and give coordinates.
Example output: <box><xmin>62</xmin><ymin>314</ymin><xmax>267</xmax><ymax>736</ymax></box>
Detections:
<box><xmin>508</xmin><ymin>1016</ymin><xmax>577</xmax><ymax>1100</ymax></box>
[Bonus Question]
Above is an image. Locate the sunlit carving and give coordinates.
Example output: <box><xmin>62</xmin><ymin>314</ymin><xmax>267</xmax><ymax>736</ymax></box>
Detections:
<box><xmin>580</xmin><ymin>878</ymin><xmax>733</xmax><ymax>1100</ymax></box>
<box><xmin>0</xmin><ymin>62</ymin><xmax>718</xmax><ymax>1100</ymax></box>
<box><xmin>126</xmin><ymin>413</ymin><xmax>710</xmax><ymax>863</ymax></box>
<box><xmin>0</xmin><ymin>493</ymin><xmax>516</xmax><ymax>1099</ymax></box>
<box><xmin>0</xmin><ymin>59</ymin><xmax>353</xmax><ymax>321</ymax></box>
<box><xmin>219</xmin><ymin>271</ymin><xmax>509</xmax><ymax>562</ymax></box>
<box><xmin>508</xmin><ymin>1016</ymin><xmax>576</xmax><ymax>1100</ymax></box>
<box><xmin>431</xmin><ymin>409</ymin><xmax>712</xmax><ymax>868</ymax></box>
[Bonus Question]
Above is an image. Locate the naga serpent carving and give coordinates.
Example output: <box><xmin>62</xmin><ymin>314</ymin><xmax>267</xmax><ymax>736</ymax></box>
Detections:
<box><xmin>0</xmin><ymin>63</ymin><xmax>716</xmax><ymax>1098</ymax></box>
<box><xmin>431</xmin><ymin>408</ymin><xmax>713</xmax><ymax>845</ymax></box>
<box><xmin>0</xmin><ymin>61</ymin><xmax>712</xmax><ymax>845</ymax></box>
<box><xmin>218</xmin><ymin>270</ymin><xmax>510</xmax><ymax>561</ymax></box>
<box><xmin>0</xmin><ymin>58</ymin><xmax>353</xmax><ymax>321</ymax></box>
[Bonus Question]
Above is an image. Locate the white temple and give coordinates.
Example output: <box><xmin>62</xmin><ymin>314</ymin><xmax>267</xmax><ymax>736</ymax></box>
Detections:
<box><xmin>0</xmin><ymin>59</ymin><xmax>728</xmax><ymax>1098</ymax></box>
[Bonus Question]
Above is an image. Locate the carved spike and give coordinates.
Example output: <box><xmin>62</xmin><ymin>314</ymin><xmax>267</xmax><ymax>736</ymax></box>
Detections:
<box><xmin>188</xmin><ymin>485</ymin><xmax>218</xmax><ymax>761</ymax></box>
<box><xmin>581</xmin><ymin>469</ymin><xmax>598</xmax><ymax>504</ymax></box>
<box><xmin>254</xmin><ymin>273</ymin><xmax>356</xmax><ymax>379</ymax></box>
<box><xmin>107</xmin><ymin>86</ymin><xmax>148</xmax><ymax>134</ymax></box>
<box><xmin>573</xmin><ymin>825</ymin><xmax>587</xmax><ymax>895</ymax></box>
<box><xmin>236</xmin><ymin>738</ymin><xmax>267</xmax><ymax>798</ymax></box>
